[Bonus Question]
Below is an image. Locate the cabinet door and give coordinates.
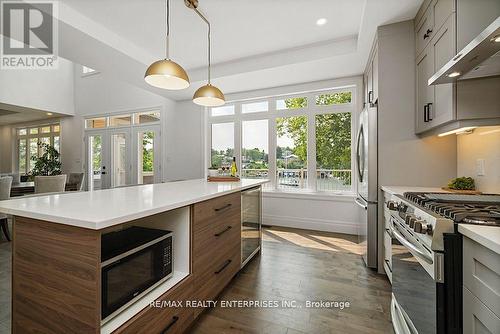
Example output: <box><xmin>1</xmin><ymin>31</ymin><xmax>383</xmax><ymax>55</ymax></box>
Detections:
<box><xmin>432</xmin><ymin>0</ymin><xmax>455</xmax><ymax>33</ymax></box>
<box><xmin>372</xmin><ymin>49</ymin><xmax>379</xmax><ymax>104</ymax></box>
<box><xmin>463</xmin><ymin>286</ymin><xmax>500</xmax><ymax>334</ymax></box>
<box><xmin>367</xmin><ymin>63</ymin><xmax>373</xmax><ymax>106</ymax></box>
<box><xmin>430</xmin><ymin>15</ymin><xmax>456</xmax><ymax>127</ymax></box>
<box><xmin>416</xmin><ymin>6</ymin><xmax>434</xmax><ymax>56</ymax></box>
<box><xmin>457</xmin><ymin>0</ymin><xmax>500</xmax><ymax>50</ymax></box>
<box><xmin>415</xmin><ymin>46</ymin><xmax>434</xmax><ymax>134</ymax></box>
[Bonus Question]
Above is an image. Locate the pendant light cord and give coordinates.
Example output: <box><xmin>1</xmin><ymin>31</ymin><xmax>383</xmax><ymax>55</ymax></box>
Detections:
<box><xmin>193</xmin><ymin>8</ymin><xmax>211</xmax><ymax>84</ymax></box>
<box><xmin>166</xmin><ymin>0</ymin><xmax>170</xmax><ymax>59</ymax></box>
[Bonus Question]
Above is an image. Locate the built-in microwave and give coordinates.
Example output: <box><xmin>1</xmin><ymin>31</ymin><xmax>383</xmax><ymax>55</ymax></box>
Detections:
<box><xmin>101</xmin><ymin>226</ymin><xmax>173</xmax><ymax>322</ymax></box>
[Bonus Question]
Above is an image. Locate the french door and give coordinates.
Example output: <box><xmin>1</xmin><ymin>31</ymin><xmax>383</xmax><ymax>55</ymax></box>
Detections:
<box><xmin>85</xmin><ymin>125</ymin><xmax>160</xmax><ymax>190</ymax></box>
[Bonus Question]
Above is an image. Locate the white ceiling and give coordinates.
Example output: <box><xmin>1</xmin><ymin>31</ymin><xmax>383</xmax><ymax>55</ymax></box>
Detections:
<box><xmin>56</xmin><ymin>0</ymin><xmax>423</xmax><ymax>101</ymax></box>
<box><xmin>0</xmin><ymin>103</ymin><xmax>64</xmax><ymax>125</ymax></box>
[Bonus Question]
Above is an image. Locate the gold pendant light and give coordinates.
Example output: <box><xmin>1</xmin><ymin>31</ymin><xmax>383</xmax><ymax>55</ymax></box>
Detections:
<box><xmin>186</xmin><ymin>0</ymin><xmax>225</xmax><ymax>106</ymax></box>
<box><xmin>145</xmin><ymin>0</ymin><xmax>190</xmax><ymax>90</ymax></box>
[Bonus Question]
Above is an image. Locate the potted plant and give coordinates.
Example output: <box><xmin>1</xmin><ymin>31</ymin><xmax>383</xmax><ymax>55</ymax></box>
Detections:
<box><xmin>208</xmin><ymin>165</ymin><xmax>219</xmax><ymax>177</ymax></box>
<box><xmin>29</xmin><ymin>142</ymin><xmax>62</xmax><ymax>180</ymax></box>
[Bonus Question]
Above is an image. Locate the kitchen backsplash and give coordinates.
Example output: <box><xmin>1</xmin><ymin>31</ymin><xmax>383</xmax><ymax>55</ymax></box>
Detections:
<box><xmin>457</xmin><ymin>126</ymin><xmax>500</xmax><ymax>193</ymax></box>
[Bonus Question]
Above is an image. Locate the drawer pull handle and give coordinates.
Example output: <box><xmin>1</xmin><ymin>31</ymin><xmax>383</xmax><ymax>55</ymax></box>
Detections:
<box><xmin>214</xmin><ymin>203</ymin><xmax>232</xmax><ymax>212</ymax></box>
<box><xmin>214</xmin><ymin>259</ymin><xmax>232</xmax><ymax>274</ymax></box>
<box><xmin>161</xmin><ymin>316</ymin><xmax>179</xmax><ymax>333</ymax></box>
<box><xmin>214</xmin><ymin>225</ymin><xmax>232</xmax><ymax>237</ymax></box>
<box><xmin>423</xmin><ymin>28</ymin><xmax>433</xmax><ymax>39</ymax></box>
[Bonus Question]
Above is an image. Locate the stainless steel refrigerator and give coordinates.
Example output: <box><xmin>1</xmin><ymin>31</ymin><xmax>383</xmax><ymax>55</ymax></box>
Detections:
<box><xmin>355</xmin><ymin>106</ymin><xmax>378</xmax><ymax>269</ymax></box>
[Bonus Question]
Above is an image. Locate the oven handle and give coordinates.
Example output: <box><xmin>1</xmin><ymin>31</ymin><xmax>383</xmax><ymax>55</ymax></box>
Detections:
<box><xmin>390</xmin><ymin>222</ymin><xmax>433</xmax><ymax>265</ymax></box>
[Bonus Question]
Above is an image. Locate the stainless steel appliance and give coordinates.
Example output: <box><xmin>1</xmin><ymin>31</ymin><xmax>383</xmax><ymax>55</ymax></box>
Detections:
<box><xmin>241</xmin><ymin>186</ymin><xmax>262</xmax><ymax>267</ymax></box>
<box><xmin>429</xmin><ymin>16</ymin><xmax>500</xmax><ymax>85</ymax></box>
<box><xmin>101</xmin><ymin>226</ymin><xmax>173</xmax><ymax>322</ymax></box>
<box><xmin>388</xmin><ymin>192</ymin><xmax>500</xmax><ymax>334</ymax></box>
<box><xmin>356</xmin><ymin>106</ymin><xmax>378</xmax><ymax>268</ymax></box>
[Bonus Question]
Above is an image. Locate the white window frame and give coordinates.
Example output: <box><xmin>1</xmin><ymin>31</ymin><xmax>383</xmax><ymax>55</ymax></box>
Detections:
<box><xmin>16</xmin><ymin>123</ymin><xmax>61</xmax><ymax>175</ymax></box>
<box><xmin>207</xmin><ymin>86</ymin><xmax>357</xmax><ymax>194</ymax></box>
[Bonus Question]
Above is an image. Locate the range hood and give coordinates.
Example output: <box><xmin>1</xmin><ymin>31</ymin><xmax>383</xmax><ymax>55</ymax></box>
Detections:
<box><xmin>429</xmin><ymin>16</ymin><xmax>500</xmax><ymax>85</ymax></box>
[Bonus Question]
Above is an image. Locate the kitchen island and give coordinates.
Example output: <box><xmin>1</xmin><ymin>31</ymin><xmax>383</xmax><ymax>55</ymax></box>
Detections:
<box><xmin>0</xmin><ymin>178</ymin><xmax>267</xmax><ymax>334</ymax></box>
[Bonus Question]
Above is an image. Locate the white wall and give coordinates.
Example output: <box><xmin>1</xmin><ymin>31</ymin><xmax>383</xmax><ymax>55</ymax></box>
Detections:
<box><xmin>457</xmin><ymin>126</ymin><xmax>500</xmax><ymax>193</ymax></box>
<box><xmin>73</xmin><ymin>66</ymin><xmax>204</xmax><ymax>182</ymax></box>
<box><xmin>0</xmin><ymin>58</ymin><xmax>75</xmax><ymax>115</ymax></box>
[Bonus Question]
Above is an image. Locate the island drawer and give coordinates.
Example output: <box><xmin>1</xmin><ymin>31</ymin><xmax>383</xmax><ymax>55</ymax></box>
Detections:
<box><xmin>192</xmin><ymin>192</ymin><xmax>241</xmax><ymax>233</ymax></box>
<box><xmin>193</xmin><ymin>208</ymin><xmax>241</xmax><ymax>259</ymax></box>
<box><xmin>114</xmin><ymin>277</ymin><xmax>194</xmax><ymax>334</ymax></box>
<box><xmin>193</xmin><ymin>244</ymin><xmax>241</xmax><ymax>317</ymax></box>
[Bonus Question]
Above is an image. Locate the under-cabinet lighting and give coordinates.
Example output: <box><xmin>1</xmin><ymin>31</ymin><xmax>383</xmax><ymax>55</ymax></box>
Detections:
<box><xmin>438</xmin><ymin>127</ymin><xmax>476</xmax><ymax>137</ymax></box>
<box><xmin>447</xmin><ymin>71</ymin><xmax>461</xmax><ymax>78</ymax></box>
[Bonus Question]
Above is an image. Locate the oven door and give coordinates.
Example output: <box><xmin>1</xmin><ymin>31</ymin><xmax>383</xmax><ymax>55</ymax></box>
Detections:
<box><xmin>101</xmin><ymin>237</ymin><xmax>173</xmax><ymax>321</ymax></box>
<box><xmin>391</xmin><ymin>218</ymin><xmax>436</xmax><ymax>334</ymax></box>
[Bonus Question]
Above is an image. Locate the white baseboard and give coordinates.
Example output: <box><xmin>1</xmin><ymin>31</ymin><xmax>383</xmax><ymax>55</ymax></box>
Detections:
<box><xmin>263</xmin><ymin>214</ymin><xmax>358</xmax><ymax>235</ymax></box>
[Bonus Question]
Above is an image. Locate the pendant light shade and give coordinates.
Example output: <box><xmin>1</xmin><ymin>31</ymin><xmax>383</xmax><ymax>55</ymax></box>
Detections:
<box><xmin>144</xmin><ymin>59</ymin><xmax>190</xmax><ymax>90</ymax></box>
<box><xmin>145</xmin><ymin>0</ymin><xmax>189</xmax><ymax>90</ymax></box>
<box><xmin>193</xmin><ymin>84</ymin><xmax>225</xmax><ymax>106</ymax></box>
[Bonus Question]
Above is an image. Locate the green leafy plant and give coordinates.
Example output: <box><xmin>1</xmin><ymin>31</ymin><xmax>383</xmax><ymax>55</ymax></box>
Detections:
<box><xmin>30</xmin><ymin>142</ymin><xmax>61</xmax><ymax>177</ymax></box>
<box><xmin>448</xmin><ymin>176</ymin><xmax>475</xmax><ymax>190</ymax></box>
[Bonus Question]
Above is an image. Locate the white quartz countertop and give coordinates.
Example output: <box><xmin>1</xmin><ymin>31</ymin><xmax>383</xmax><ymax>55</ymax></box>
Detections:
<box><xmin>458</xmin><ymin>224</ymin><xmax>500</xmax><ymax>255</ymax></box>
<box><xmin>0</xmin><ymin>179</ymin><xmax>268</xmax><ymax>230</ymax></box>
<box><xmin>381</xmin><ymin>185</ymin><xmax>449</xmax><ymax>196</ymax></box>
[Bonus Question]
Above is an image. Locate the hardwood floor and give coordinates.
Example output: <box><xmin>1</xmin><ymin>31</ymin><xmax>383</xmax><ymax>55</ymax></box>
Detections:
<box><xmin>189</xmin><ymin>227</ymin><xmax>393</xmax><ymax>334</ymax></box>
<box><xmin>0</xmin><ymin>227</ymin><xmax>393</xmax><ymax>334</ymax></box>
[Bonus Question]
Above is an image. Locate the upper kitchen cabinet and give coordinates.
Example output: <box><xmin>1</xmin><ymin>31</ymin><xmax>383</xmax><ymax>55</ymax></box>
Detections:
<box><xmin>414</xmin><ymin>0</ymin><xmax>500</xmax><ymax>135</ymax></box>
<box><xmin>415</xmin><ymin>1</ymin><xmax>456</xmax><ymax>134</ymax></box>
<box><xmin>364</xmin><ymin>44</ymin><xmax>378</xmax><ymax>107</ymax></box>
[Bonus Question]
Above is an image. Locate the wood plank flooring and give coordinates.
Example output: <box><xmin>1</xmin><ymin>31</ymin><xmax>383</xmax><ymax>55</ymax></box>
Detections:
<box><xmin>0</xmin><ymin>226</ymin><xmax>393</xmax><ymax>334</ymax></box>
<box><xmin>189</xmin><ymin>227</ymin><xmax>393</xmax><ymax>334</ymax></box>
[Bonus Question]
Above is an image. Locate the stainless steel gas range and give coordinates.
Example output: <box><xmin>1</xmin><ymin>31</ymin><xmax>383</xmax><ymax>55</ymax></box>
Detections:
<box><xmin>387</xmin><ymin>192</ymin><xmax>500</xmax><ymax>334</ymax></box>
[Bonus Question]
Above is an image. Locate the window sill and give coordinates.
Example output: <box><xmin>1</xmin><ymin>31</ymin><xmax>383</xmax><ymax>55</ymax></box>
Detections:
<box><xmin>263</xmin><ymin>189</ymin><xmax>356</xmax><ymax>202</ymax></box>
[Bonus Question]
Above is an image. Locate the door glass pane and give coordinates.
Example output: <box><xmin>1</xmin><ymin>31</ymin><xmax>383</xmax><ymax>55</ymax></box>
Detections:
<box><xmin>138</xmin><ymin>131</ymin><xmax>155</xmax><ymax>185</ymax></box>
<box><xmin>18</xmin><ymin>128</ymin><xmax>27</xmax><ymax>136</ymax></box>
<box><xmin>40</xmin><ymin>126</ymin><xmax>51</xmax><ymax>133</ymax></box>
<box><xmin>89</xmin><ymin>135</ymin><xmax>102</xmax><ymax>190</ymax></box>
<box><xmin>242</xmin><ymin>120</ymin><xmax>268</xmax><ymax>180</ymax></box>
<box><xmin>211</xmin><ymin>123</ymin><xmax>234</xmax><ymax>168</ymax></box>
<box><xmin>111</xmin><ymin>133</ymin><xmax>128</xmax><ymax>188</ymax></box>
<box><xmin>18</xmin><ymin>139</ymin><xmax>27</xmax><ymax>174</ymax></box>
<box><xmin>316</xmin><ymin>113</ymin><xmax>352</xmax><ymax>192</ymax></box>
<box><xmin>29</xmin><ymin>128</ymin><xmax>38</xmax><ymax>135</ymax></box>
<box><xmin>29</xmin><ymin>138</ymin><xmax>38</xmax><ymax>172</ymax></box>
<box><xmin>276</xmin><ymin>97</ymin><xmax>307</xmax><ymax>110</ymax></box>
<box><xmin>276</xmin><ymin>116</ymin><xmax>307</xmax><ymax>189</ymax></box>
<box><xmin>52</xmin><ymin>124</ymin><xmax>60</xmax><ymax>133</ymax></box>
<box><xmin>109</xmin><ymin>115</ymin><xmax>132</xmax><ymax>127</ymax></box>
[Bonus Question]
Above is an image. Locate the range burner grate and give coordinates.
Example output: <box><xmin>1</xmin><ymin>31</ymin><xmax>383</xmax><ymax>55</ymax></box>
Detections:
<box><xmin>403</xmin><ymin>192</ymin><xmax>500</xmax><ymax>226</ymax></box>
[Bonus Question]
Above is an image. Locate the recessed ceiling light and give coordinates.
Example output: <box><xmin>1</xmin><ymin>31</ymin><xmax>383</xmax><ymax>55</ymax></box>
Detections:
<box><xmin>491</xmin><ymin>34</ymin><xmax>500</xmax><ymax>43</ymax></box>
<box><xmin>316</xmin><ymin>18</ymin><xmax>327</xmax><ymax>26</ymax></box>
<box><xmin>46</xmin><ymin>112</ymin><xmax>53</xmax><ymax>116</ymax></box>
<box><xmin>447</xmin><ymin>71</ymin><xmax>461</xmax><ymax>78</ymax></box>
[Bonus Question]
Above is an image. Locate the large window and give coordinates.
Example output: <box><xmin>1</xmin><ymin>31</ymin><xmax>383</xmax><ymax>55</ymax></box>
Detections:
<box><xmin>208</xmin><ymin>88</ymin><xmax>355</xmax><ymax>193</ymax></box>
<box><xmin>17</xmin><ymin>123</ymin><xmax>60</xmax><ymax>175</ymax></box>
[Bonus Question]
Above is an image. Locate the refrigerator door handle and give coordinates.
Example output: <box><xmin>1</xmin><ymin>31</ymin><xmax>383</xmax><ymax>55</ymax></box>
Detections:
<box><xmin>355</xmin><ymin>197</ymin><xmax>368</xmax><ymax>210</ymax></box>
<box><xmin>356</xmin><ymin>125</ymin><xmax>364</xmax><ymax>182</ymax></box>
